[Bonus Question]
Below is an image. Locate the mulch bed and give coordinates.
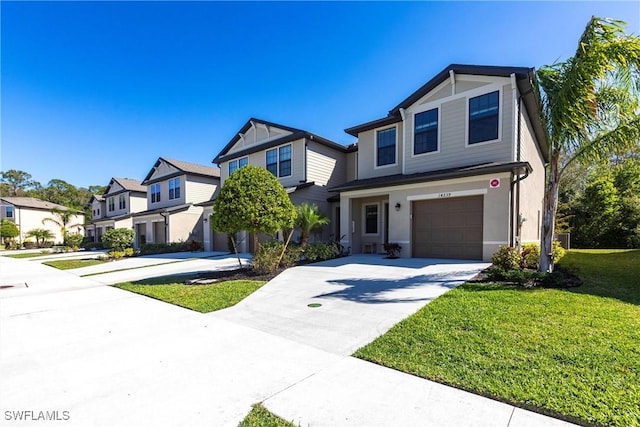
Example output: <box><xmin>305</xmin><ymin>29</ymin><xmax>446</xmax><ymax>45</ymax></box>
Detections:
<box><xmin>470</xmin><ymin>266</ymin><xmax>582</xmax><ymax>289</ymax></box>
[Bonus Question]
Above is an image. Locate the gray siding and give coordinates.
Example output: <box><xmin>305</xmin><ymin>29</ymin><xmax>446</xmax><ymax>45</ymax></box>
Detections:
<box><xmin>227</xmin><ymin>126</ymin><xmax>292</xmax><ymax>156</ymax></box>
<box><xmin>146</xmin><ymin>174</ymin><xmax>186</xmax><ymax>209</ymax></box>
<box><xmin>306</xmin><ymin>140</ymin><xmax>346</xmax><ymax>187</ymax></box>
<box><xmin>357</xmin><ymin>122</ymin><xmax>403</xmax><ymax>180</ymax></box>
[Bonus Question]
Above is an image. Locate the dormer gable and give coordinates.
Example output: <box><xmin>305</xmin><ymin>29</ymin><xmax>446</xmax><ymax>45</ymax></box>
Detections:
<box><xmin>104</xmin><ymin>178</ymin><xmax>146</xmax><ymax>196</ymax></box>
<box><xmin>142</xmin><ymin>157</ymin><xmax>220</xmax><ymax>185</ymax></box>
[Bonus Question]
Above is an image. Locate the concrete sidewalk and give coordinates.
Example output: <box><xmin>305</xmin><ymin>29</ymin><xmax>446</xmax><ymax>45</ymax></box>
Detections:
<box><xmin>0</xmin><ymin>256</ymin><xmax>577</xmax><ymax>427</ymax></box>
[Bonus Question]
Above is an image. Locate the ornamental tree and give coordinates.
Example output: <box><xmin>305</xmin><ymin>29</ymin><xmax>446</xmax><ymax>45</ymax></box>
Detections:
<box><xmin>211</xmin><ymin>165</ymin><xmax>297</xmax><ymax>267</ymax></box>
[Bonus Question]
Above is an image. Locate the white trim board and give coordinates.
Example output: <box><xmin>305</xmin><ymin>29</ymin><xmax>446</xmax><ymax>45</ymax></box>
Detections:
<box><xmin>407</xmin><ymin>188</ymin><xmax>488</xmax><ymax>202</ymax></box>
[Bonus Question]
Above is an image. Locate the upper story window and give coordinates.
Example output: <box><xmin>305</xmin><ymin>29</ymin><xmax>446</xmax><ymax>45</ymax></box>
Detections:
<box><xmin>108</xmin><ymin>197</ymin><xmax>115</xmax><ymax>212</ymax></box>
<box><xmin>5</xmin><ymin>206</ymin><xmax>13</xmax><ymax>218</ymax></box>
<box><xmin>229</xmin><ymin>157</ymin><xmax>248</xmax><ymax>176</ymax></box>
<box><xmin>119</xmin><ymin>194</ymin><xmax>126</xmax><ymax>210</ymax></box>
<box><xmin>169</xmin><ymin>178</ymin><xmax>180</xmax><ymax>200</ymax></box>
<box><xmin>364</xmin><ymin>204</ymin><xmax>378</xmax><ymax>234</ymax></box>
<box><xmin>266</xmin><ymin>145</ymin><xmax>292</xmax><ymax>178</ymax></box>
<box><xmin>151</xmin><ymin>183</ymin><xmax>161</xmax><ymax>203</ymax></box>
<box><xmin>414</xmin><ymin>108</ymin><xmax>438</xmax><ymax>155</ymax></box>
<box><xmin>376</xmin><ymin>127</ymin><xmax>396</xmax><ymax>167</ymax></box>
<box><xmin>469</xmin><ymin>91</ymin><xmax>499</xmax><ymax>144</ymax></box>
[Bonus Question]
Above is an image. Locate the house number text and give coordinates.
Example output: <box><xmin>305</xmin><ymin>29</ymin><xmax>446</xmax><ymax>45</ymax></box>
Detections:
<box><xmin>438</xmin><ymin>192</ymin><xmax>452</xmax><ymax>198</ymax></box>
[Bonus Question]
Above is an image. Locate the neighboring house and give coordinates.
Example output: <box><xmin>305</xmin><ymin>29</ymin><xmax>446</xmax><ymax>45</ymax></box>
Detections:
<box><xmin>133</xmin><ymin>157</ymin><xmax>220</xmax><ymax>248</ymax></box>
<box><xmin>0</xmin><ymin>197</ymin><xmax>85</xmax><ymax>245</ymax></box>
<box><xmin>333</xmin><ymin>64</ymin><xmax>548</xmax><ymax>261</ymax></box>
<box><xmin>85</xmin><ymin>178</ymin><xmax>147</xmax><ymax>243</ymax></box>
<box><xmin>212</xmin><ymin>118</ymin><xmax>355</xmax><ymax>252</ymax></box>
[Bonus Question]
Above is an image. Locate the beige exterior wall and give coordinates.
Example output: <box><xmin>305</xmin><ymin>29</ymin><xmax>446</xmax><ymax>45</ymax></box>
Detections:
<box><xmin>306</xmin><ymin>141</ymin><xmax>347</xmax><ymax>187</ymax></box>
<box><xmin>185</xmin><ymin>176</ymin><xmax>217</xmax><ymax>204</ymax></box>
<box><xmin>146</xmin><ymin>174</ymin><xmax>186</xmax><ymax>209</ymax></box>
<box><xmin>91</xmin><ymin>200</ymin><xmax>105</xmax><ymax>219</ymax></box>
<box><xmin>129</xmin><ymin>194</ymin><xmax>147</xmax><ymax>214</ymax></box>
<box><xmin>219</xmin><ymin>138</ymin><xmax>306</xmax><ymax>189</ymax></box>
<box><xmin>357</xmin><ymin>122</ymin><xmax>404</xmax><ymax>180</ymax></box>
<box><xmin>517</xmin><ymin>104</ymin><xmax>546</xmax><ymax>244</ymax></box>
<box><xmin>340</xmin><ymin>173</ymin><xmax>512</xmax><ymax>261</ymax></box>
<box><xmin>355</xmin><ymin>76</ymin><xmax>516</xmax><ymax>182</ymax></box>
<box><xmin>346</xmin><ymin>151</ymin><xmax>358</xmax><ymax>181</ymax></box>
<box><xmin>133</xmin><ymin>206</ymin><xmax>204</xmax><ymax>246</ymax></box>
<box><xmin>7</xmin><ymin>207</ymin><xmax>85</xmax><ymax>245</ymax></box>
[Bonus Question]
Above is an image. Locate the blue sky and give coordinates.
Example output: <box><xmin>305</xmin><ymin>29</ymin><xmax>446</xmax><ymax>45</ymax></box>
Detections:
<box><xmin>2</xmin><ymin>1</ymin><xmax>638</xmax><ymax>189</ymax></box>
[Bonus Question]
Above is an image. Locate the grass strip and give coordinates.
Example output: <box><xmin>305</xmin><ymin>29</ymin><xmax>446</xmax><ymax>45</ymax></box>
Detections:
<box><xmin>114</xmin><ymin>276</ymin><xmax>266</xmax><ymax>313</ymax></box>
<box><xmin>239</xmin><ymin>404</ymin><xmax>296</xmax><ymax>427</ymax></box>
<box><xmin>354</xmin><ymin>249</ymin><xmax>640</xmax><ymax>426</ymax></box>
<box><xmin>43</xmin><ymin>259</ymin><xmax>107</xmax><ymax>270</ymax></box>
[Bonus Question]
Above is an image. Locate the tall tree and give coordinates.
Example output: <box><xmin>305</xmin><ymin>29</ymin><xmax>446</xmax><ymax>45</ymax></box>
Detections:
<box><xmin>0</xmin><ymin>170</ymin><xmax>40</xmax><ymax>196</ymax></box>
<box><xmin>42</xmin><ymin>207</ymin><xmax>83</xmax><ymax>244</ymax></box>
<box><xmin>537</xmin><ymin>16</ymin><xmax>640</xmax><ymax>272</ymax></box>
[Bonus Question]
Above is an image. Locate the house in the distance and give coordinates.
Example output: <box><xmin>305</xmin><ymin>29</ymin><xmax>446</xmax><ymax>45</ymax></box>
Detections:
<box><xmin>0</xmin><ymin>197</ymin><xmax>85</xmax><ymax>245</ymax></box>
<box><xmin>333</xmin><ymin>64</ymin><xmax>548</xmax><ymax>261</ymax></box>
<box><xmin>211</xmin><ymin>118</ymin><xmax>355</xmax><ymax>252</ymax></box>
<box><xmin>133</xmin><ymin>157</ymin><xmax>220</xmax><ymax>248</ymax></box>
<box><xmin>85</xmin><ymin>178</ymin><xmax>147</xmax><ymax>243</ymax></box>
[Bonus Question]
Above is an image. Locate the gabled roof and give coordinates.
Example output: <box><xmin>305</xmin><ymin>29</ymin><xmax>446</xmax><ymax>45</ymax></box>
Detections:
<box><xmin>213</xmin><ymin>117</ymin><xmax>351</xmax><ymax>164</ymax></box>
<box><xmin>104</xmin><ymin>177</ymin><xmax>147</xmax><ymax>196</ymax></box>
<box><xmin>331</xmin><ymin>162</ymin><xmax>531</xmax><ymax>193</ymax></box>
<box><xmin>88</xmin><ymin>194</ymin><xmax>105</xmax><ymax>204</ymax></box>
<box><xmin>142</xmin><ymin>157</ymin><xmax>221</xmax><ymax>185</ymax></box>
<box><xmin>344</xmin><ymin>64</ymin><xmax>549</xmax><ymax>161</ymax></box>
<box><xmin>0</xmin><ymin>197</ymin><xmax>83</xmax><ymax>214</ymax></box>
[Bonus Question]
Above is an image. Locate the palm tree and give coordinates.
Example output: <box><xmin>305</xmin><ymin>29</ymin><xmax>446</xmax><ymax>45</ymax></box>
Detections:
<box><xmin>536</xmin><ymin>16</ymin><xmax>640</xmax><ymax>272</ymax></box>
<box><xmin>42</xmin><ymin>207</ymin><xmax>83</xmax><ymax>244</ymax></box>
<box><xmin>295</xmin><ymin>203</ymin><xmax>330</xmax><ymax>247</ymax></box>
<box><xmin>25</xmin><ymin>228</ymin><xmax>55</xmax><ymax>248</ymax></box>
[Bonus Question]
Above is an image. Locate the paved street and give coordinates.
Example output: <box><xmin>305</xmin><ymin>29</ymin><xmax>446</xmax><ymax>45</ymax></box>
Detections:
<box><xmin>0</xmin><ymin>254</ymin><xmax>576</xmax><ymax>427</ymax></box>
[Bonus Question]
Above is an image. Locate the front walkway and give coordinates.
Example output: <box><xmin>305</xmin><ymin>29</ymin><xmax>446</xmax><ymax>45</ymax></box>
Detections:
<box><xmin>0</xmin><ymin>255</ymin><xmax>576</xmax><ymax>427</ymax></box>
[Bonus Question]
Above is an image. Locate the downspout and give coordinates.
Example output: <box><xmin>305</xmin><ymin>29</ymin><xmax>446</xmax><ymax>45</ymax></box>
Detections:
<box><xmin>399</xmin><ymin>108</ymin><xmax>406</xmax><ymax>175</ymax></box>
<box><xmin>302</xmin><ymin>137</ymin><xmax>309</xmax><ymax>183</ymax></box>
<box><xmin>515</xmin><ymin>93</ymin><xmax>523</xmax><ymax>247</ymax></box>
<box><xmin>160</xmin><ymin>209</ymin><xmax>169</xmax><ymax>243</ymax></box>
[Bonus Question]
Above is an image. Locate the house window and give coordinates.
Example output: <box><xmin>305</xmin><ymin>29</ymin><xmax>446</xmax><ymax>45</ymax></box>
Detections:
<box><xmin>97</xmin><ymin>208</ymin><xmax>100</xmax><ymax>215</ymax></box>
<box><xmin>414</xmin><ymin>109</ymin><xmax>438</xmax><ymax>154</ymax></box>
<box><xmin>108</xmin><ymin>198</ymin><xmax>115</xmax><ymax>212</ymax></box>
<box><xmin>266</xmin><ymin>145</ymin><xmax>292</xmax><ymax>177</ymax></box>
<box><xmin>376</xmin><ymin>127</ymin><xmax>396</xmax><ymax>166</ymax></box>
<box><xmin>169</xmin><ymin>178</ymin><xmax>180</xmax><ymax>200</ymax></box>
<box><xmin>469</xmin><ymin>91</ymin><xmax>499</xmax><ymax>144</ymax></box>
<box><xmin>266</xmin><ymin>149</ymin><xmax>278</xmax><ymax>176</ymax></box>
<box><xmin>279</xmin><ymin>145</ymin><xmax>292</xmax><ymax>177</ymax></box>
<box><xmin>119</xmin><ymin>194</ymin><xmax>126</xmax><ymax>210</ymax></box>
<box><xmin>5</xmin><ymin>206</ymin><xmax>13</xmax><ymax>218</ymax></box>
<box><xmin>151</xmin><ymin>183</ymin><xmax>161</xmax><ymax>203</ymax></box>
<box><xmin>364</xmin><ymin>204</ymin><xmax>378</xmax><ymax>234</ymax></box>
<box><xmin>229</xmin><ymin>157</ymin><xmax>248</xmax><ymax>176</ymax></box>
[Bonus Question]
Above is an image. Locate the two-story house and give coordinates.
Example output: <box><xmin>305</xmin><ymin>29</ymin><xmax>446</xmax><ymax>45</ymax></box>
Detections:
<box><xmin>0</xmin><ymin>197</ymin><xmax>85</xmax><ymax>245</ymax></box>
<box><xmin>333</xmin><ymin>64</ymin><xmax>548</xmax><ymax>261</ymax></box>
<box><xmin>86</xmin><ymin>178</ymin><xmax>147</xmax><ymax>242</ymax></box>
<box><xmin>211</xmin><ymin>118</ymin><xmax>355</xmax><ymax>252</ymax></box>
<box><xmin>133</xmin><ymin>157</ymin><xmax>220</xmax><ymax>248</ymax></box>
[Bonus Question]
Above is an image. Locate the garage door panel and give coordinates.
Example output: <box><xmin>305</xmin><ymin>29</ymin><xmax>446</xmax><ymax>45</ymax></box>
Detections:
<box><xmin>412</xmin><ymin>196</ymin><xmax>483</xmax><ymax>260</ymax></box>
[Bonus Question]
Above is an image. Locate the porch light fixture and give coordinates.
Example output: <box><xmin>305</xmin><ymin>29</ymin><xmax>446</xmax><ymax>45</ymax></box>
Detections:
<box><xmin>395</xmin><ymin>202</ymin><xmax>401</xmax><ymax>211</ymax></box>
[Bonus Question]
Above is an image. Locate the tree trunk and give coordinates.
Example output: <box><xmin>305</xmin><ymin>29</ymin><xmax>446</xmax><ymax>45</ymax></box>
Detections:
<box><xmin>540</xmin><ymin>150</ymin><xmax>561</xmax><ymax>272</ymax></box>
<box><xmin>229</xmin><ymin>235</ymin><xmax>243</xmax><ymax>269</ymax></box>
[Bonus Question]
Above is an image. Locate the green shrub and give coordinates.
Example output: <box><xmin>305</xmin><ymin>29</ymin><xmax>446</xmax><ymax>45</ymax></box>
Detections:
<box><xmin>187</xmin><ymin>240</ymin><xmax>203</xmax><ymax>251</ymax></box>
<box><xmin>552</xmin><ymin>240</ymin><xmax>566</xmax><ymax>264</ymax></box>
<box><xmin>383</xmin><ymin>242</ymin><xmax>402</xmax><ymax>258</ymax></box>
<box><xmin>83</xmin><ymin>241</ymin><xmax>104</xmax><ymax>250</ymax></box>
<box><xmin>102</xmin><ymin>228</ymin><xmax>135</xmax><ymax>252</ymax></box>
<box><xmin>108</xmin><ymin>250</ymin><xmax>125</xmax><ymax>260</ymax></box>
<box><xmin>521</xmin><ymin>243</ymin><xmax>540</xmax><ymax>269</ymax></box>
<box><xmin>252</xmin><ymin>241</ymin><xmax>302</xmax><ymax>274</ymax></box>
<box><xmin>491</xmin><ymin>246</ymin><xmax>521</xmax><ymax>270</ymax></box>
<box><xmin>139</xmin><ymin>241</ymin><xmax>190</xmax><ymax>255</ymax></box>
<box><xmin>304</xmin><ymin>242</ymin><xmax>337</xmax><ymax>262</ymax></box>
<box><xmin>124</xmin><ymin>248</ymin><xmax>135</xmax><ymax>257</ymax></box>
<box><xmin>64</xmin><ymin>232</ymin><xmax>84</xmax><ymax>250</ymax></box>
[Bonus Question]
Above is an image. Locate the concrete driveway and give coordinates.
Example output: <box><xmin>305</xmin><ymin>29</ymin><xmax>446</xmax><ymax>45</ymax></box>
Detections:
<box><xmin>214</xmin><ymin>255</ymin><xmax>489</xmax><ymax>355</ymax></box>
<box><xmin>0</xmin><ymin>255</ymin><xmax>576</xmax><ymax>427</ymax></box>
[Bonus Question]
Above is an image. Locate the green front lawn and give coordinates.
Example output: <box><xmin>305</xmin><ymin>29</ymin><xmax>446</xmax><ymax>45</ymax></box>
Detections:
<box><xmin>354</xmin><ymin>249</ymin><xmax>640</xmax><ymax>426</ymax></box>
<box><xmin>3</xmin><ymin>252</ymin><xmax>51</xmax><ymax>259</ymax></box>
<box><xmin>43</xmin><ymin>259</ymin><xmax>107</xmax><ymax>270</ymax></box>
<box><xmin>114</xmin><ymin>275</ymin><xmax>266</xmax><ymax>313</ymax></box>
<box><xmin>238</xmin><ymin>404</ymin><xmax>295</xmax><ymax>427</ymax></box>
